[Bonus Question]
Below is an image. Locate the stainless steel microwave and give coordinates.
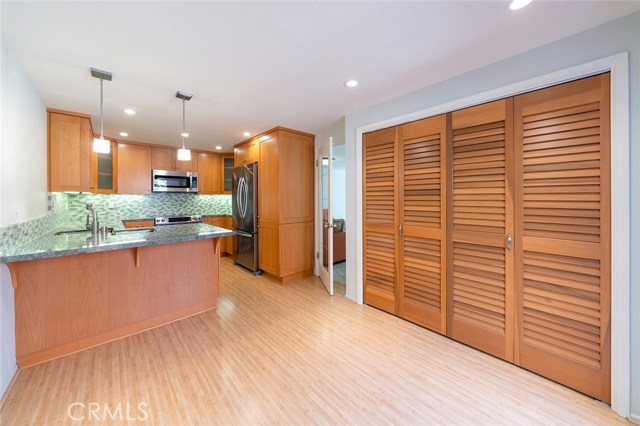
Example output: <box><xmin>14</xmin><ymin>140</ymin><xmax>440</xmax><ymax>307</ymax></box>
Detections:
<box><xmin>152</xmin><ymin>169</ymin><xmax>198</xmax><ymax>193</ymax></box>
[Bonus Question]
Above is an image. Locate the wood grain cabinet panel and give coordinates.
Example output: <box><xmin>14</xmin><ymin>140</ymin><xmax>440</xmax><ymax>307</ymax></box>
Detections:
<box><xmin>48</xmin><ymin>110</ymin><xmax>92</xmax><ymax>192</ymax></box>
<box><xmin>197</xmin><ymin>152</ymin><xmax>221</xmax><ymax>194</ymax></box>
<box><xmin>123</xmin><ymin>220</ymin><xmax>154</xmax><ymax>228</ymax></box>
<box><xmin>117</xmin><ymin>143</ymin><xmax>152</xmax><ymax>194</ymax></box>
<box><xmin>152</xmin><ymin>147</ymin><xmax>198</xmax><ymax>172</ymax></box>
<box><xmin>240</xmin><ymin>127</ymin><xmax>314</xmax><ymax>283</ymax></box>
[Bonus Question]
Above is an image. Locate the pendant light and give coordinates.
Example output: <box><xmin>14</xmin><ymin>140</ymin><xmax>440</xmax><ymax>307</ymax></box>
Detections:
<box><xmin>90</xmin><ymin>68</ymin><xmax>112</xmax><ymax>154</ymax></box>
<box><xmin>176</xmin><ymin>91</ymin><xmax>193</xmax><ymax>161</ymax></box>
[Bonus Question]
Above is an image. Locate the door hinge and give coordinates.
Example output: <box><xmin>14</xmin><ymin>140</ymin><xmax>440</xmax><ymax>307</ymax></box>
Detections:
<box><xmin>315</xmin><ymin>160</ymin><xmax>319</xmax><ymax>167</ymax></box>
<box><xmin>316</xmin><ymin>252</ymin><xmax>319</xmax><ymax>259</ymax></box>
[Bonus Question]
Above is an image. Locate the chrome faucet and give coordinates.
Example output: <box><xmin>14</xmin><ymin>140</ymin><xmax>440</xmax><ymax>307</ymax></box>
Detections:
<box><xmin>85</xmin><ymin>203</ymin><xmax>99</xmax><ymax>235</ymax></box>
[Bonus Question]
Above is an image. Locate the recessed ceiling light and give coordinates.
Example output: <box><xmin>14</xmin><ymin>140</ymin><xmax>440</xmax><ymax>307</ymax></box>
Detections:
<box><xmin>509</xmin><ymin>0</ymin><xmax>532</xmax><ymax>10</ymax></box>
<box><xmin>124</xmin><ymin>108</ymin><xmax>136</xmax><ymax>115</ymax></box>
<box><xmin>243</xmin><ymin>131</ymin><xmax>251</xmax><ymax>137</ymax></box>
<box><xmin>119</xmin><ymin>132</ymin><xmax>128</xmax><ymax>137</ymax></box>
<box><xmin>215</xmin><ymin>146</ymin><xmax>222</xmax><ymax>150</ymax></box>
<box><xmin>181</xmin><ymin>132</ymin><xmax>189</xmax><ymax>137</ymax></box>
<box><xmin>345</xmin><ymin>80</ymin><xmax>358</xmax><ymax>88</ymax></box>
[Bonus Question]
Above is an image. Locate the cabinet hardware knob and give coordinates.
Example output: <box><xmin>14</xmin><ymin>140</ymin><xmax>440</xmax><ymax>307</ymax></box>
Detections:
<box><xmin>507</xmin><ymin>233</ymin><xmax>513</xmax><ymax>250</ymax></box>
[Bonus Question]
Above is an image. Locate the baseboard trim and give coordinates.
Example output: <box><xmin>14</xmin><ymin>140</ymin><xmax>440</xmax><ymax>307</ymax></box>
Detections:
<box><xmin>0</xmin><ymin>367</ymin><xmax>20</xmax><ymax>411</ymax></box>
<box><xmin>628</xmin><ymin>413</ymin><xmax>640</xmax><ymax>425</ymax></box>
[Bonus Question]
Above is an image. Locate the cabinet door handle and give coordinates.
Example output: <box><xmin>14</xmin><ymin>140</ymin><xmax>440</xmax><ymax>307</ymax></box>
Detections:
<box><xmin>398</xmin><ymin>224</ymin><xmax>403</xmax><ymax>236</ymax></box>
<box><xmin>507</xmin><ymin>233</ymin><xmax>512</xmax><ymax>250</ymax></box>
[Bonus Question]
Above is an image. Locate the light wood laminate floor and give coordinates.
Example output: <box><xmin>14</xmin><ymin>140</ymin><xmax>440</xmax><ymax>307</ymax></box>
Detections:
<box><xmin>0</xmin><ymin>258</ymin><xmax>628</xmax><ymax>425</ymax></box>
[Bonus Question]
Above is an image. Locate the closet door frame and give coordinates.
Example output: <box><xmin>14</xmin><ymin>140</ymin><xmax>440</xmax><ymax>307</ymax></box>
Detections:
<box><xmin>353</xmin><ymin>53</ymin><xmax>630</xmax><ymax>417</ymax></box>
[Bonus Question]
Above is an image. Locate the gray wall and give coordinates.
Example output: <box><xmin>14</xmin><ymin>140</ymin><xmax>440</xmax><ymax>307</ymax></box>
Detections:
<box><xmin>340</xmin><ymin>11</ymin><xmax>639</xmax><ymax>417</ymax></box>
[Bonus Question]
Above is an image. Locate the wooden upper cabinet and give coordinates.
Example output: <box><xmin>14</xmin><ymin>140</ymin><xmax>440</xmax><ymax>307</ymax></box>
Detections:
<box><xmin>234</xmin><ymin>140</ymin><xmax>259</xmax><ymax>166</ymax></box>
<box><xmin>117</xmin><ymin>143</ymin><xmax>152</xmax><ymax>194</ymax></box>
<box><xmin>176</xmin><ymin>152</ymin><xmax>197</xmax><ymax>172</ymax></box>
<box><xmin>90</xmin><ymin>138</ymin><xmax>118</xmax><ymax>194</ymax></box>
<box><xmin>151</xmin><ymin>147</ymin><xmax>175</xmax><ymax>170</ymax></box>
<box><xmin>221</xmin><ymin>155</ymin><xmax>234</xmax><ymax>193</ymax></box>
<box><xmin>279</xmin><ymin>131</ymin><xmax>313</xmax><ymax>224</ymax></box>
<box><xmin>152</xmin><ymin>146</ymin><xmax>198</xmax><ymax>172</ymax></box>
<box><xmin>48</xmin><ymin>110</ymin><xmax>92</xmax><ymax>192</ymax></box>
<box><xmin>258</xmin><ymin>133</ymin><xmax>279</xmax><ymax>224</ymax></box>
<box><xmin>197</xmin><ymin>152</ymin><xmax>221</xmax><ymax>194</ymax></box>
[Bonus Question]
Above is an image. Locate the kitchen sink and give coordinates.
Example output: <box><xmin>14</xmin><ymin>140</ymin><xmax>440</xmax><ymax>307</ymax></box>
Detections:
<box><xmin>54</xmin><ymin>229</ymin><xmax>90</xmax><ymax>235</ymax></box>
<box><xmin>110</xmin><ymin>227</ymin><xmax>156</xmax><ymax>235</ymax></box>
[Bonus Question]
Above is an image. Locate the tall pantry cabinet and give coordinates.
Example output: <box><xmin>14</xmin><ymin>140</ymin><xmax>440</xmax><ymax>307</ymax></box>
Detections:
<box><xmin>362</xmin><ymin>74</ymin><xmax>611</xmax><ymax>402</ymax></box>
<box><xmin>235</xmin><ymin>127</ymin><xmax>315</xmax><ymax>283</ymax></box>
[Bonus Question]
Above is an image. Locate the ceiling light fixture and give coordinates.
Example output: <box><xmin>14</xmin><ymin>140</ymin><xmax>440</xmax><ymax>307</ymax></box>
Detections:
<box><xmin>215</xmin><ymin>146</ymin><xmax>222</xmax><ymax>150</ymax></box>
<box><xmin>176</xmin><ymin>91</ymin><xmax>193</xmax><ymax>161</ymax></box>
<box><xmin>124</xmin><ymin>108</ymin><xmax>136</xmax><ymax>115</ymax></box>
<box><xmin>243</xmin><ymin>131</ymin><xmax>251</xmax><ymax>137</ymax></box>
<box><xmin>345</xmin><ymin>80</ymin><xmax>358</xmax><ymax>88</ymax></box>
<box><xmin>90</xmin><ymin>68</ymin><xmax>112</xmax><ymax>154</ymax></box>
<box><xmin>509</xmin><ymin>0</ymin><xmax>532</xmax><ymax>10</ymax></box>
<box><xmin>119</xmin><ymin>132</ymin><xmax>128</xmax><ymax>137</ymax></box>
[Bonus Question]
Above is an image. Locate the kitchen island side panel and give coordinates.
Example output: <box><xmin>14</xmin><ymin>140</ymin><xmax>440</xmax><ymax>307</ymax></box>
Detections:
<box><xmin>13</xmin><ymin>238</ymin><xmax>220</xmax><ymax>367</ymax></box>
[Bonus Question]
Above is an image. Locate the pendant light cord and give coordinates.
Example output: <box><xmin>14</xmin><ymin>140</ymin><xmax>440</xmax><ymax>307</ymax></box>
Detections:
<box><xmin>182</xmin><ymin>97</ymin><xmax>186</xmax><ymax>149</ymax></box>
<box><xmin>99</xmin><ymin>76</ymin><xmax>104</xmax><ymax>139</ymax></box>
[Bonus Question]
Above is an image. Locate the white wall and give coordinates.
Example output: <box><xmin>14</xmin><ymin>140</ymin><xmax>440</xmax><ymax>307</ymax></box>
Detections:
<box><xmin>0</xmin><ymin>46</ymin><xmax>48</xmax><ymax>226</ymax></box>
<box><xmin>339</xmin><ymin>11</ymin><xmax>639</xmax><ymax>418</ymax></box>
<box><xmin>0</xmin><ymin>43</ymin><xmax>48</xmax><ymax>399</ymax></box>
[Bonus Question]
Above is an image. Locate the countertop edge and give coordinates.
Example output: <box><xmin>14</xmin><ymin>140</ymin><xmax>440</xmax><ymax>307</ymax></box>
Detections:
<box><xmin>0</xmin><ymin>229</ymin><xmax>234</xmax><ymax>264</ymax></box>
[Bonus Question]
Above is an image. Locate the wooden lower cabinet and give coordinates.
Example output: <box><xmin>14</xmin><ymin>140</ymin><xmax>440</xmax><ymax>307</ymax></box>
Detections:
<box><xmin>362</xmin><ymin>74</ymin><xmax>611</xmax><ymax>402</ymax></box>
<box><xmin>203</xmin><ymin>216</ymin><xmax>233</xmax><ymax>255</ymax></box>
<box><xmin>123</xmin><ymin>220</ymin><xmax>154</xmax><ymax>229</ymax></box>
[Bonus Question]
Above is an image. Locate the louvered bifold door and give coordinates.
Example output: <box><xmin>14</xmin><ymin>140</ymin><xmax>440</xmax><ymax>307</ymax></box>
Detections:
<box><xmin>514</xmin><ymin>74</ymin><xmax>611</xmax><ymax>402</ymax></box>
<box><xmin>398</xmin><ymin>115</ymin><xmax>447</xmax><ymax>333</ymax></box>
<box><xmin>363</xmin><ymin>127</ymin><xmax>398</xmax><ymax>314</ymax></box>
<box><xmin>447</xmin><ymin>99</ymin><xmax>515</xmax><ymax>361</ymax></box>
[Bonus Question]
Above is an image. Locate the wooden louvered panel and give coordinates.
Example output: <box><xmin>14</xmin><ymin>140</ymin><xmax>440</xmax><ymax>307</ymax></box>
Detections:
<box><xmin>402</xmin><ymin>132</ymin><xmax>441</xmax><ymax>228</ymax></box>
<box><xmin>364</xmin><ymin>128</ymin><xmax>396</xmax><ymax>225</ymax></box>
<box><xmin>398</xmin><ymin>115</ymin><xmax>447</xmax><ymax>334</ymax></box>
<box><xmin>447</xmin><ymin>99</ymin><xmax>514</xmax><ymax>361</ymax></box>
<box><xmin>363</xmin><ymin>127</ymin><xmax>398</xmax><ymax>314</ymax></box>
<box><xmin>514</xmin><ymin>74</ymin><xmax>610</xmax><ymax>402</ymax></box>
<box><xmin>522</xmin><ymin>101</ymin><xmax>601</xmax><ymax>243</ymax></box>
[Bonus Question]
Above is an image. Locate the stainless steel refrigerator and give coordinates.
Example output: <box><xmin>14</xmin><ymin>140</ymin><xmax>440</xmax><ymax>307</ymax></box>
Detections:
<box><xmin>232</xmin><ymin>163</ymin><xmax>261</xmax><ymax>274</ymax></box>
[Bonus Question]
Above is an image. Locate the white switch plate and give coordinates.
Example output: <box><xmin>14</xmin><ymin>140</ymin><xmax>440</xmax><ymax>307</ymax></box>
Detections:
<box><xmin>108</xmin><ymin>201</ymin><xmax>116</xmax><ymax>209</ymax></box>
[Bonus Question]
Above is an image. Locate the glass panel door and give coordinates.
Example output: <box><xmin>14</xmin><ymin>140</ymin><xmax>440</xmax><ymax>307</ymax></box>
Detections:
<box><xmin>318</xmin><ymin>138</ymin><xmax>333</xmax><ymax>294</ymax></box>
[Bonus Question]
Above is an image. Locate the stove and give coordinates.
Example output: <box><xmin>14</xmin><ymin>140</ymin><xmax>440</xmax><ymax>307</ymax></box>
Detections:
<box><xmin>154</xmin><ymin>215</ymin><xmax>203</xmax><ymax>226</ymax></box>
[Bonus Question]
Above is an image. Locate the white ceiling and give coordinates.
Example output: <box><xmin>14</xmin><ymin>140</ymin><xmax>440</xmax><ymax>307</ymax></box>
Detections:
<box><xmin>2</xmin><ymin>1</ymin><xmax>639</xmax><ymax>152</ymax></box>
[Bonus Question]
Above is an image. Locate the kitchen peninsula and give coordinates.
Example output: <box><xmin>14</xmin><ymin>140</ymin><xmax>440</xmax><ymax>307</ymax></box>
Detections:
<box><xmin>0</xmin><ymin>222</ymin><xmax>233</xmax><ymax>367</ymax></box>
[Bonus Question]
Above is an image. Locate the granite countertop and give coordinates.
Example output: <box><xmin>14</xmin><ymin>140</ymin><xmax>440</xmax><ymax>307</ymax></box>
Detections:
<box><xmin>0</xmin><ymin>223</ymin><xmax>234</xmax><ymax>264</ymax></box>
